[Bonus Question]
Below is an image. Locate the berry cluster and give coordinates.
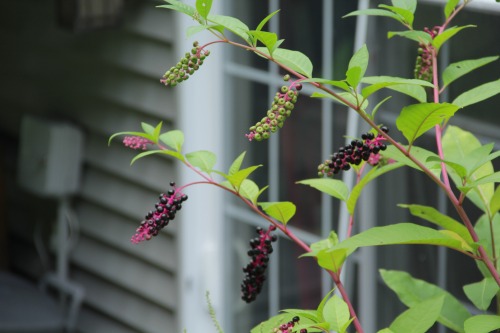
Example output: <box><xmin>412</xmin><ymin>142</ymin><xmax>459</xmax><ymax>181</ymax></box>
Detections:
<box><xmin>241</xmin><ymin>225</ymin><xmax>278</xmax><ymax>303</ymax></box>
<box><xmin>273</xmin><ymin>316</ymin><xmax>307</xmax><ymax>333</ymax></box>
<box><xmin>160</xmin><ymin>41</ymin><xmax>210</xmax><ymax>87</ymax></box>
<box><xmin>318</xmin><ymin>126</ymin><xmax>389</xmax><ymax>177</ymax></box>
<box><xmin>414</xmin><ymin>26</ymin><xmax>440</xmax><ymax>81</ymax></box>
<box><xmin>123</xmin><ymin>136</ymin><xmax>152</xmax><ymax>150</ymax></box>
<box><xmin>246</xmin><ymin>75</ymin><xmax>302</xmax><ymax>141</ymax></box>
<box><xmin>131</xmin><ymin>182</ymin><xmax>188</xmax><ymax>244</ymax></box>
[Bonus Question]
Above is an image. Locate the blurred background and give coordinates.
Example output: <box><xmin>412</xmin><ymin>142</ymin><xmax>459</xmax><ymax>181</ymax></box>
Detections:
<box><xmin>0</xmin><ymin>0</ymin><xmax>499</xmax><ymax>333</ymax></box>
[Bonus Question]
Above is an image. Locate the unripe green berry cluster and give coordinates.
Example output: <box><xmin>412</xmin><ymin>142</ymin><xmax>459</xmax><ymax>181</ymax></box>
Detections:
<box><xmin>241</xmin><ymin>225</ymin><xmax>277</xmax><ymax>303</ymax></box>
<box><xmin>318</xmin><ymin>126</ymin><xmax>389</xmax><ymax>177</ymax></box>
<box><xmin>160</xmin><ymin>41</ymin><xmax>210</xmax><ymax>87</ymax></box>
<box><xmin>414</xmin><ymin>26</ymin><xmax>439</xmax><ymax>82</ymax></box>
<box><xmin>273</xmin><ymin>316</ymin><xmax>307</xmax><ymax>333</ymax></box>
<box><xmin>245</xmin><ymin>75</ymin><xmax>302</xmax><ymax>141</ymax></box>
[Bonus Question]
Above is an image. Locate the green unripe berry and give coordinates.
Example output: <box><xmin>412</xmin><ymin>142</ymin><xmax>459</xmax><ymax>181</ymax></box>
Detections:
<box><xmin>286</xmin><ymin>110</ymin><xmax>292</xmax><ymax>117</ymax></box>
<box><xmin>287</xmin><ymin>90</ymin><xmax>295</xmax><ymax>98</ymax></box>
<box><xmin>205</xmin><ymin>50</ymin><xmax>210</xmax><ymax>56</ymax></box>
<box><xmin>176</xmin><ymin>64</ymin><xmax>182</xmax><ymax>69</ymax></box>
<box><xmin>193</xmin><ymin>64</ymin><xmax>199</xmax><ymax>70</ymax></box>
<box><xmin>277</xmin><ymin>115</ymin><xmax>285</xmax><ymax>122</ymax></box>
<box><xmin>191</xmin><ymin>48</ymin><xmax>198</xmax><ymax>55</ymax></box>
<box><xmin>254</xmin><ymin>133</ymin><xmax>262</xmax><ymax>141</ymax></box>
<box><xmin>283</xmin><ymin>74</ymin><xmax>290</xmax><ymax>81</ymax></box>
<box><xmin>189</xmin><ymin>69</ymin><xmax>195</xmax><ymax>75</ymax></box>
<box><xmin>262</xmin><ymin>123</ymin><xmax>270</xmax><ymax>130</ymax></box>
<box><xmin>193</xmin><ymin>41</ymin><xmax>199</xmax><ymax>47</ymax></box>
<box><xmin>285</xmin><ymin>102</ymin><xmax>294</xmax><ymax>110</ymax></box>
<box><xmin>270</xmin><ymin>126</ymin><xmax>277</xmax><ymax>133</ymax></box>
<box><xmin>278</xmin><ymin>107</ymin><xmax>286</xmax><ymax>115</ymax></box>
<box><xmin>249</xmin><ymin>126</ymin><xmax>256</xmax><ymax>131</ymax></box>
<box><xmin>270</xmin><ymin>119</ymin><xmax>278</xmax><ymax>126</ymax></box>
<box><xmin>169</xmin><ymin>74</ymin><xmax>175</xmax><ymax>80</ymax></box>
<box><xmin>278</xmin><ymin>98</ymin><xmax>286</xmax><ymax>105</ymax></box>
<box><xmin>292</xmin><ymin>96</ymin><xmax>298</xmax><ymax>103</ymax></box>
<box><xmin>272</xmin><ymin>105</ymin><xmax>278</xmax><ymax>111</ymax></box>
<box><xmin>281</xmin><ymin>86</ymin><xmax>289</xmax><ymax>93</ymax></box>
<box><xmin>268</xmin><ymin>112</ymin><xmax>276</xmax><ymax>119</ymax></box>
<box><xmin>256</xmin><ymin>126</ymin><xmax>264</xmax><ymax>133</ymax></box>
<box><xmin>262</xmin><ymin>132</ymin><xmax>270</xmax><ymax>139</ymax></box>
<box><xmin>277</xmin><ymin>121</ymin><xmax>284</xmax><ymax>128</ymax></box>
<box><xmin>198</xmin><ymin>60</ymin><xmax>204</xmax><ymax>65</ymax></box>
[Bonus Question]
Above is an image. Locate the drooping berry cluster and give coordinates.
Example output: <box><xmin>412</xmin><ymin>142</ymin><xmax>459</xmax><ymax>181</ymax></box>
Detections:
<box><xmin>273</xmin><ymin>316</ymin><xmax>307</xmax><ymax>333</ymax></box>
<box><xmin>123</xmin><ymin>136</ymin><xmax>152</xmax><ymax>150</ymax></box>
<box><xmin>245</xmin><ymin>75</ymin><xmax>302</xmax><ymax>141</ymax></box>
<box><xmin>241</xmin><ymin>225</ymin><xmax>278</xmax><ymax>303</ymax></box>
<box><xmin>160</xmin><ymin>41</ymin><xmax>210</xmax><ymax>87</ymax></box>
<box><xmin>318</xmin><ymin>126</ymin><xmax>389</xmax><ymax>177</ymax></box>
<box><xmin>414</xmin><ymin>26</ymin><xmax>440</xmax><ymax>81</ymax></box>
<box><xmin>131</xmin><ymin>182</ymin><xmax>188</xmax><ymax>244</ymax></box>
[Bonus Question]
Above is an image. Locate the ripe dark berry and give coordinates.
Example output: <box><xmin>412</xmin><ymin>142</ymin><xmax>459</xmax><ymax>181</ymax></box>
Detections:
<box><xmin>241</xmin><ymin>225</ymin><xmax>278</xmax><ymax>303</ymax></box>
<box><xmin>131</xmin><ymin>182</ymin><xmax>188</xmax><ymax>243</ymax></box>
<box><xmin>317</xmin><ymin>126</ymin><xmax>390</xmax><ymax>177</ymax></box>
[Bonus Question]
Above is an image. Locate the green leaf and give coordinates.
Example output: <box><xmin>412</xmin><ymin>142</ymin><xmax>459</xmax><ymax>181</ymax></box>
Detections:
<box><xmin>343</xmin><ymin>9</ymin><xmax>405</xmax><ymax>26</ymax></box>
<box><xmin>399</xmin><ymin>204</ymin><xmax>473</xmax><ymax>243</ymax></box>
<box><xmin>371</xmin><ymin>96</ymin><xmax>392</xmax><ymax>120</ymax></box>
<box><xmin>381</xmin><ymin>145</ymin><xmax>440</xmax><ymax>177</ymax></box>
<box><xmin>301</xmin><ymin>78</ymin><xmax>350</xmax><ymax>91</ymax></box>
<box><xmin>239</xmin><ymin>179</ymin><xmax>260</xmax><ymax>204</ymax></box>
<box><xmin>296</xmin><ymin>178</ymin><xmax>349</xmax><ymax>201</ymax></box>
<box><xmin>228</xmin><ymin>151</ymin><xmax>246</xmax><ymax>175</ymax></box>
<box><xmin>378</xmin><ymin>329</ymin><xmax>396</xmax><ymax>333</ymax></box>
<box><xmin>347</xmin><ymin>162</ymin><xmax>403</xmax><ymax>215</ymax></box>
<box><xmin>463</xmin><ymin>278</ymin><xmax>499</xmax><ymax>311</ymax></box>
<box><xmin>379</xmin><ymin>5</ymin><xmax>414</xmax><ymax>28</ymax></box>
<box><xmin>185</xmin><ymin>150</ymin><xmax>216</xmax><ymax>173</ymax></box>
<box><xmin>391</xmin><ymin>0</ymin><xmax>417</xmax><ymax>13</ymax></box>
<box><xmin>258</xmin><ymin>201</ymin><xmax>296</xmax><ymax>225</ymax></box>
<box><xmin>380</xmin><ymin>269</ymin><xmax>471</xmax><ymax>332</ymax></box>
<box><xmin>226</xmin><ymin>165</ymin><xmax>262</xmax><ymax>190</ymax></box>
<box><xmin>348</xmin><ymin>44</ymin><xmax>369</xmax><ymax>83</ymax></box>
<box><xmin>361</xmin><ymin>76</ymin><xmax>434</xmax><ymax>99</ymax></box>
<box><xmin>251</xmin><ymin>313</ymin><xmax>317</xmax><ymax>333</ymax></box>
<box><xmin>157</xmin><ymin>0</ymin><xmax>196</xmax><ymax>17</ymax></box>
<box><xmin>256</xmin><ymin>47</ymin><xmax>313</xmax><ymax>78</ymax></box>
<box><xmin>323</xmin><ymin>295</ymin><xmax>351</xmax><ymax>332</ymax></box>
<box><xmin>311</xmin><ymin>91</ymin><xmax>367</xmax><ymax>109</ymax></box>
<box><xmin>316</xmin><ymin>289</ymin><xmax>336</xmax><ymax>322</ymax></box>
<box><xmin>108</xmin><ymin>131</ymin><xmax>154</xmax><ymax>146</ymax></box>
<box><xmin>433</xmin><ymin>25</ymin><xmax>475</xmax><ymax>52</ymax></box>
<box><xmin>443</xmin><ymin>126</ymin><xmax>495</xmax><ymax>212</ymax></box>
<box><xmin>389</xmin><ymin>296</ymin><xmax>444</xmax><ymax>333</ymax></box>
<box><xmin>130</xmin><ymin>149</ymin><xmax>184</xmax><ymax>164</ymax></box>
<box><xmin>464</xmin><ymin>315</ymin><xmax>500</xmax><ymax>333</ymax></box>
<box><xmin>346</xmin><ymin>66</ymin><xmax>362</xmax><ymax>88</ymax></box>
<box><xmin>141</xmin><ymin>122</ymin><xmax>155</xmax><ymax>135</ymax></box>
<box><xmin>207</xmin><ymin>14</ymin><xmax>250</xmax><ymax>42</ymax></box>
<box><xmin>491</xmin><ymin>186</ymin><xmax>500</xmax><ymax>216</ymax></box>
<box><xmin>442</xmin><ymin>56</ymin><xmax>499</xmax><ymax>88</ymax></box>
<box><xmin>396</xmin><ymin>103</ymin><xmax>459</xmax><ymax>146</ymax></box>
<box><xmin>445</xmin><ymin>0</ymin><xmax>460</xmax><ymax>18</ymax></box>
<box><xmin>159</xmin><ymin>130</ymin><xmax>184</xmax><ymax>152</ymax></box>
<box><xmin>256</xmin><ymin>9</ymin><xmax>280</xmax><ymax>32</ymax></box>
<box><xmin>453</xmin><ymin>79</ymin><xmax>500</xmax><ymax>109</ymax></box>
<box><xmin>316</xmin><ymin>248</ymin><xmax>348</xmax><ymax>273</ymax></box>
<box><xmin>281</xmin><ymin>309</ymin><xmax>319</xmax><ymax>323</ymax></box>
<box><xmin>461</xmin><ymin>171</ymin><xmax>500</xmax><ymax>191</ymax></box>
<box><xmin>309</xmin><ymin>231</ymin><xmax>339</xmax><ymax>254</ymax></box>
<box><xmin>186</xmin><ymin>24</ymin><xmax>224</xmax><ymax>38</ymax></box>
<box><xmin>335</xmin><ymin>223</ymin><xmax>473</xmax><ymax>256</ymax></box>
<box><xmin>426</xmin><ymin>156</ymin><xmax>468</xmax><ymax>179</ymax></box>
<box><xmin>361</xmin><ymin>76</ymin><xmax>431</xmax><ymax>102</ymax></box>
<box><xmin>195</xmin><ymin>0</ymin><xmax>212</xmax><ymax>20</ymax></box>
<box><xmin>249</xmin><ymin>30</ymin><xmax>278</xmax><ymax>55</ymax></box>
<box><xmin>388</xmin><ymin>30</ymin><xmax>433</xmax><ymax>44</ymax></box>
<box><xmin>475</xmin><ymin>214</ymin><xmax>500</xmax><ymax>277</ymax></box>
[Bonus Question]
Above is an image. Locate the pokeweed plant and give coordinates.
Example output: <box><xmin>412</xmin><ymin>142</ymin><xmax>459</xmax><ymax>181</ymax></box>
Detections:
<box><xmin>109</xmin><ymin>0</ymin><xmax>500</xmax><ymax>332</ymax></box>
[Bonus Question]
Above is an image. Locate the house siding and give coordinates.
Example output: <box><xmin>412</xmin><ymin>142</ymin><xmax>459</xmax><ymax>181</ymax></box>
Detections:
<box><xmin>0</xmin><ymin>1</ymin><xmax>180</xmax><ymax>332</ymax></box>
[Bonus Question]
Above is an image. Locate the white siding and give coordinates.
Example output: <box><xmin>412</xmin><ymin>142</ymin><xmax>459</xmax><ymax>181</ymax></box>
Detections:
<box><xmin>0</xmin><ymin>1</ymin><xmax>181</xmax><ymax>332</ymax></box>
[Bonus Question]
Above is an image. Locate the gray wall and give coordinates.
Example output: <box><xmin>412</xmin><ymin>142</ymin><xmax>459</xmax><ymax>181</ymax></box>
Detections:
<box><xmin>0</xmin><ymin>1</ymin><xmax>181</xmax><ymax>332</ymax></box>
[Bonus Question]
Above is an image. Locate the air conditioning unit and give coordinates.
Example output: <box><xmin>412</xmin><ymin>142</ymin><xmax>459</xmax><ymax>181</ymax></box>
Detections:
<box><xmin>17</xmin><ymin>115</ymin><xmax>84</xmax><ymax>197</ymax></box>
